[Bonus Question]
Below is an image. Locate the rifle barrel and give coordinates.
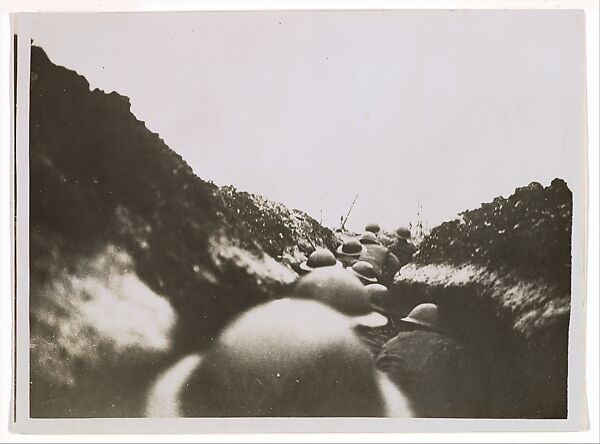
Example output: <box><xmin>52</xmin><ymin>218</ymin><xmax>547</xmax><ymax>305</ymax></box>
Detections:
<box><xmin>341</xmin><ymin>193</ymin><xmax>359</xmax><ymax>230</ymax></box>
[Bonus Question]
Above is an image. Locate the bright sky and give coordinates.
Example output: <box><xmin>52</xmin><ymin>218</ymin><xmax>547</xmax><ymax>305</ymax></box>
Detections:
<box><xmin>17</xmin><ymin>10</ymin><xmax>587</xmax><ymax>232</ymax></box>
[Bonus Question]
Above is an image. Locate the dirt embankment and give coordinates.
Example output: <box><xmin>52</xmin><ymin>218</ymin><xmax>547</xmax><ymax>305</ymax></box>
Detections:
<box><xmin>29</xmin><ymin>46</ymin><xmax>336</xmax><ymax>418</ymax></box>
<box><xmin>392</xmin><ymin>179</ymin><xmax>572</xmax><ymax>418</ymax></box>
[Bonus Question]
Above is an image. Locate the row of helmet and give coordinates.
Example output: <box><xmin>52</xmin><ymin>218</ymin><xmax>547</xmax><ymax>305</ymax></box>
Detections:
<box><xmin>365</xmin><ymin>223</ymin><xmax>412</xmax><ymax>240</ymax></box>
<box><xmin>145</xmin><ymin>264</ymin><xmax>441</xmax><ymax>417</ymax></box>
<box><xmin>293</xmin><ymin>264</ymin><xmax>440</xmax><ymax>332</ymax></box>
<box><xmin>337</xmin><ymin>225</ymin><xmax>411</xmax><ymax>256</ymax></box>
<box><xmin>300</xmin><ymin>247</ymin><xmax>379</xmax><ymax>285</ymax></box>
<box><xmin>144</xmin><ymin>224</ymin><xmax>433</xmax><ymax>418</ymax></box>
<box><xmin>299</xmin><ymin>224</ymin><xmax>413</xmax><ymax>287</ymax></box>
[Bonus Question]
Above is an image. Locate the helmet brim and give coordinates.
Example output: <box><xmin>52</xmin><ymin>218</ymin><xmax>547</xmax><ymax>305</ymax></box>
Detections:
<box><xmin>336</xmin><ymin>243</ymin><xmax>365</xmax><ymax>257</ymax></box>
<box><xmin>352</xmin><ymin>312</ymin><xmax>388</xmax><ymax>328</ymax></box>
<box><xmin>350</xmin><ymin>269</ymin><xmax>378</xmax><ymax>284</ymax></box>
<box><xmin>298</xmin><ymin>261</ymin><xmax>313</xmax><ymax>272</ymax></box>
<box><xmin>359</xmin><ymin>238</ymin><xmax>381</xmax><ymax>245</ymax></box>
<box><xmin>299</xmin><ymin>260</ymin><xmax>343</xmax><ymax>272</ymax></box>
<box><xmin>369</xmin><ymin>301</ymin><xmax>389</xmax><ymax>315</ymax></box>
<box><xmin>399</xmin><ymin>317</ymin><xmax>437</xmax><ymax>331</ymax></box>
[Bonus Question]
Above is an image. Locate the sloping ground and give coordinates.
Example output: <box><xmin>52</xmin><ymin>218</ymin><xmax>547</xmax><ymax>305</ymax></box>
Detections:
<box><xmin>29</xmin><ymin>46</ymin><xmax>336</xmax><ymax>418</ymax></box>
<box><xmin>219</xmin><ymin>186</ymin><xmax>337</xmax><ymax>264</ymax></box>
<box><xmin>392</xmin><ymin>180</ymin><xmax>572</xmax><ymax>418</ymax></box>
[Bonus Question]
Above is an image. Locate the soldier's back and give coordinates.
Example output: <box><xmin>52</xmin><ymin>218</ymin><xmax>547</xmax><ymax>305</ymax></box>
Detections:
<box><xmin>376</xmin><ymin>330</ymin><xmax>472</xmax><ymax>418</ymax></box>
<box><xmin>389</xmin><ymin>239</ymin><xmax>417</xmax><ymax>266</ymax></box>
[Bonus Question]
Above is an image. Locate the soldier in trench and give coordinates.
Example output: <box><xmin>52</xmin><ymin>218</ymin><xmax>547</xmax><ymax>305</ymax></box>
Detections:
<box><xmin>376</xmin><ymin>303</ymin><xmax>485</xmax><ymax>418</ymax></box>
<box><xmin>355</xmin><ymin>231</ymin><xmax>402</xmax><ymax>287</ymax></box>
<box><xmin>295</xmin><ymin>248</ymin><xmax>342</xmax><ymax>275</ymax></box>
<box><xmin>388</xmin><ymin>226</ymin><xmax>418</xmax><ymax>268</ymax></box>
<box><xmin>364</xmin><ymin>222</ymin><xmax>396</xmax><ymax>248</ymax></box>
<box><xmin>335</xmin><ymin>238</ymin><xmax>365</xmax><ymax>268</ymax></box>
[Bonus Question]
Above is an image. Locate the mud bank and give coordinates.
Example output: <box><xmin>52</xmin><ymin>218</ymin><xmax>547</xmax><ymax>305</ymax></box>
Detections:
<box><xmin>390</xmin><ymin>180</ymin><xmax>572</xmax><ymax>418</ymax></box>
<box><xmin>29</xmin><ymin>46</ymin><xmax>335</xmax><ymax>417</ymax></box>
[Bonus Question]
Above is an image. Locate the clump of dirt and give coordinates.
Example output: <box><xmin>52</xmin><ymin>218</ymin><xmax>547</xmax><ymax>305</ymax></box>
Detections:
<box><xmin>28</xmin><ymin>46</ymin><xmax>334</xmax><ymax>418</ymax></box>
<box><xmin>392</xmin><ymin>180</ymin><xmax>572</xmax><ymax>418</ymax></box>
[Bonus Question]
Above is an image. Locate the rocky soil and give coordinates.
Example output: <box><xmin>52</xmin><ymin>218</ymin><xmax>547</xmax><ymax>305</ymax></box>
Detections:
<box><xmin>28</xmin><ymin>45</ymin><xmax>572</xmax><ymax>420</ymax></box>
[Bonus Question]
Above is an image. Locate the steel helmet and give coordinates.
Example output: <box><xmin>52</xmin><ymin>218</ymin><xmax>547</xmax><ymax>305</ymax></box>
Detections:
<box><xmin>178</xmin><ymin>299</ymin><xmax>401</xmax><ymax>417</ymax></box>
<box><xmin>350</xmin><ymin>261</ymin><xmax>379</xmax><ymax>284</ymax></box>
<box><xmin>400</xmin><ymin>303</ymin><xmax>440</xmax><ymax>331</ymax></box>
<box><xmin>336</xmin><ymin>239</ymin><xmax>365</xmax><ymax>257</ymax></box>
<box><xmin>365</xmin><ymin>223</ymin><xmax>381</xmax><ymax>234</ymax></box>
<box><xmin>359</xmin><ymin>232</ymin><xmax>381</xmax><ymax>245</ymax></box>
<box><xmin>292</xmin><ymin>267</ymin><xmax>373</xmax><ymax>316</ymax></box>
<box><xmin>395</xmin><ymin>226</ymin><xmax>412</xmax><ymax>239</ymax></box>
<box><xmin>299</xmin><ymin>249</ymin><xmax>340</xmax><ymax>272</ymax></box>
<box><xmin>363</xmin><ymin>283</ymin><xmax>390</xmax><ymax>312</ymax></box>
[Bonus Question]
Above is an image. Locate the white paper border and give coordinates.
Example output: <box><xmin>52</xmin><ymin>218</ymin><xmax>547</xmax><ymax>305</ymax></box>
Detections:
<box><xmin>1</xmin><ymin>1</ymin><xmax>598</xmax><ymax>442</ymax></box>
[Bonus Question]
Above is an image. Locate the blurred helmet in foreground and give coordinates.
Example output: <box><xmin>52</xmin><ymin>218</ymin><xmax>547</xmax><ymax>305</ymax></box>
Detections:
<box><xmin>363</xmin><ymin>283</ymin><xmax>390</xmax><ymax>313</ymax></box>
<box><xmin>176</xmin><ymin>299</ymin><xmax>413</xmax><ymax>417</ymax></box>
<box><xmin>291</xmin><ymin>267</ymin><xmax>387</xmax><ymax>327</ymax></box>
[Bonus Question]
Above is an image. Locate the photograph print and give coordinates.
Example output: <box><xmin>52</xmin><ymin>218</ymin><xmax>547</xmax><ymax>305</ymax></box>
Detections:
<box><xmin>12</xmin><ymin>9</ymin><xmax>587</xmax><ymax>428</ymax></box>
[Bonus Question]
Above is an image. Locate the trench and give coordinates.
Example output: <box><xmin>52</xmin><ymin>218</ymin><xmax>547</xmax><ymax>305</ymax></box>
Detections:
<box><xmin>357</xmin><ymin>279</ymin><xmax>570</xmax><ymax>419</ymax></box>
<box><xmin>28</xmin><ymin>44</ymin><xmax>571</xmax><ymax>420</ymax></box>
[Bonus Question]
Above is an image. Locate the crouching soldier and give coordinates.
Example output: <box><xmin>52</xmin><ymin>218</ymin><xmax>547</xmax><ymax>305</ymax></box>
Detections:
<box><xmin>364</xmin><ymin>223</ymin><xmax>394</xmax><ymax>247</ymax></box>
<box><xmin>388</xmin><ymin>226</ymin><xmax>417</xmax><ymax>268</ymax></box>
<box><xmin>376</xmin><ymin>303</ymin><xmax>482</xmax><ymax>418</ymax></box>
<box><xmin>297</xmin><ymin>248</ymin><xmax>342</xmax><ymax>275</ymax></box>
<box><xmin>335</xmin><ymin>238</ymin><xmax>365</xmax><ymax>268</ymax></box>
<box><xmin>357</xmin><ymin>232</ymin><xmax>402</xmax><ymax>286</ymax></box>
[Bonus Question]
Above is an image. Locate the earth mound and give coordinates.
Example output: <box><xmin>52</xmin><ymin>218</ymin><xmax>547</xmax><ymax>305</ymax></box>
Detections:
<box><xmin>391</xmin><ymin>179</ymin><xmax>572</xmax><ymax>418</ymax></box>
<box><xmin>29</xmin><ymin>45</ymin><xmax>335</xmax><ymax>418</ymax></box>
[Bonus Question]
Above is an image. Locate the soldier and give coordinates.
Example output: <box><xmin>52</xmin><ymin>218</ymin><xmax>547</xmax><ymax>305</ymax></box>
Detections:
<box><xmin>364</xmin><ymin>283</ymin><xmax>394</xmax><ymax>320</ymax></box>
<box><xmin>357</xmin><ymin>232</ymin><xmax>402</xmax><ymax>286</ymax></box>
<box><xmin>298</xmin><ymin>248</ymin><xmax>342</xmax><ymax>275</ymax></box>
<box><xmin>335</xmin><ymin>238</ymin><xmax>365</xmax><ymax>268</ymax></box>
<box><xmin>365</xmin><ymin>223</ymin><xmax>381</xmax><ymax>235</ymax></box>
<box><xmin>375</xmin><ymin>303</ymin><xmax>480</xmax><ymax>418</ymax></box>
<box><xmin>356</xmin><ymin>283</ymin><xmax>399</xmax><ymax>357</ymax></box>
<box><xmin>364</xmin><ymin>224</ymin><xmax>393</xmax><ymax>247</ymax></box>
<box><xmin>359</xmin><ymin>231</ymin><xmax>380</xmax><ymax>245</ymax></box>
<box><xmin>349</xmin><ymin>260</ymin><xmax>379</xmax><ymax>285</ymax></box>
<box><xmin>388</xmin><ymin>226</ymin><xmax>417</xmax><ymax>268</ymax></box>
<box><xmin>145</xmin><ymin>298</ymin><xmax>414</xmax><ymax>417</ymax></box>
<box><xmin>291</xmin><ymin>266</ymin><xmax>387</xmax><ymax>327</ymax></box>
